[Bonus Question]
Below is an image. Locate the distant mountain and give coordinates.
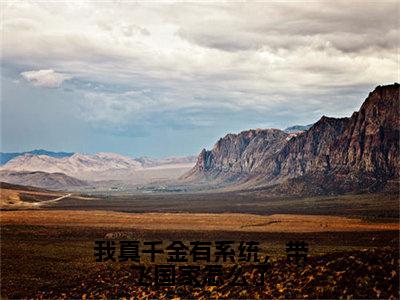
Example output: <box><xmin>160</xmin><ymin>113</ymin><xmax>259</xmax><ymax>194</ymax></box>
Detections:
<box><xmin>0</xmin><ymin>170</ymin><xmax>88</xmax><ymax>190</ymax></box>
<box><xmin>183</xmin><ymin>83</ymin><xmax>399</xmax><ymax>195</ymax></box>
<box><xmin>0</xmin><ymin>181</ymin><xmax>53</xmax><ymax>192</ymax></box>
<box><xmin>1</xmin><ymin>152</ymin><xmax>142</xmax><ymax>180</ymax></box>
<box><xmin>183</xmin><ymin>128</ymin><xmax>288</xmax><ymax>184</ymax></box>
<box><xmin>284</xmin><ymin>124</ymin><xmax>313</xmax><ymax>133</ymax></box>
<box><xmin>1</xmin><ymin>152</ymin><xmax>197</xmax><ymax>182</ymax></box>
<box><xmin>136</xmin><ymin>156</ymin><xmax>197</xmax><ymax>168</ymax></box>
<box><xmin>0</xmin><ymin>149</ymin><xmax>74</xmax><ymax>165</ymax></box>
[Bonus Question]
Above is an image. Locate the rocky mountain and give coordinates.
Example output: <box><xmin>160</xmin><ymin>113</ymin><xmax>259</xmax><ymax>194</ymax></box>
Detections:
<box><xmin>0</xmin><ymin>170</ymin><xmax>88</xmax><ymax>190</ymax></box>
<box><xmin>1</xmin><ymin>152</ymin><xmax>197</xmax><ymax>182</ymax></box>
<box><xmin>1</xmin><ymin>152</ymin><xmax>142</xmax><ymax>179</ymax></box>
<box><xmin>184</xmin><ymin>128</ymin><xmax>288</xmax><ymax>184</ymax></box>
<box><xmin>184</xmin><ymin>84</ymin><xmax>399</xmax><ymax>194</ymax></box>
<box><xmin>0</xmin><ymin>149</ymin><xmax>74</xmax><ymax>165</ymax></box>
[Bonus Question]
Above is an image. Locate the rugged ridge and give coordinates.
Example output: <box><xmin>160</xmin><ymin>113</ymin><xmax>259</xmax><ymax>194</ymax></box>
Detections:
<box><xmin>1</xmin><ymin>152</ymin><xmax>142</xmax><ymax>180</ymax></box>
<box><xmin>0</xmin><ymin>149</ymin><xmax>74</xmax><ymax>165</ymax></box>
<box><xmin>1</xmin><ymin>152</ymin><xmax>197</xmax><ymax>181</ymax></box>
<box><xmin>184</xmin><ymin>128</ymin><xmax>289</xmax><ymax>183</ymax></box>
<box><xmin>184</xmin><ymin>84</ymin><xmax>399</xmax><ymax>194</ymax></box>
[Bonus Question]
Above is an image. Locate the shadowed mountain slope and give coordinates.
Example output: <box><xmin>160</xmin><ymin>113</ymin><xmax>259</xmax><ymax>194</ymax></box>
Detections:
<box><xmin>183</xmin><ymin>84</ymin><xmax>399</xmax><ymax>194</ymax></box>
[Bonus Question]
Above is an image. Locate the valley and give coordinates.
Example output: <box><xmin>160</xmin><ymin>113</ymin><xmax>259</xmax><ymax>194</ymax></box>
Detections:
<box><xmin>0</xmin><ymin>84</ymin><xmax>399</xmax><ymax>298</ymax></box>
<box><xmin>1</xmin><ymin>188</ymin><xmax>398</xmax><ymax>298</ymax></box>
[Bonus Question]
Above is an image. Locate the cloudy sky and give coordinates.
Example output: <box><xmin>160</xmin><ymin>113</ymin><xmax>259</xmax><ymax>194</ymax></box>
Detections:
<box><xmin>1</xmin><ymin>1</ymin><xmax>398</xmax><ymax>157</ymax></box>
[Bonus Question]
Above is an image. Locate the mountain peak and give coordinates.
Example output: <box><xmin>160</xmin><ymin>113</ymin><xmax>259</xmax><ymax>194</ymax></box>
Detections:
<box><xmin>184</xmin><ymin>84</ymin><xmax>399</xmax><ymax>195</ymax></box>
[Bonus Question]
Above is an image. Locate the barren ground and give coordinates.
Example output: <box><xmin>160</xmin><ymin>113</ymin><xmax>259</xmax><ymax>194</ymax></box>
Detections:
<box><xmin>1</xmin><ymin>210</ymin><xmax>399</xmax><ymax>233</ymax></box>
<box><xmin>1</xmin><ymin>187</ymin><xmax>399</xmax><ymax>298</ymax></box>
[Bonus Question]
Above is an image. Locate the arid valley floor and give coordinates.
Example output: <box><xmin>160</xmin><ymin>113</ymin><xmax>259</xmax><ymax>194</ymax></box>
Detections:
<box><xmin>1</xmin><ymin>184</ymin><xmax>399</xmax><ymax>298</ymax></box>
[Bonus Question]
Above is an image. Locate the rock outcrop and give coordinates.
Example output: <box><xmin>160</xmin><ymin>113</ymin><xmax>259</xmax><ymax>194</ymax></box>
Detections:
<box><xmin>184</xmin><ymin>128</ymin><xmax>288</xmax><ymax>184</ymax></box>
<box><xmin>183</xmin><ymin>83</ymin><xmax>400</xmax><ymax>194</ymax></box>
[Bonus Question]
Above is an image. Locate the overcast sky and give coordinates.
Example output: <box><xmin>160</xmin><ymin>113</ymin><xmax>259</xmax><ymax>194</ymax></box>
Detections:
<box><xmin>1</xmin><ymin>1</ymin><xmax>398</xmax><ymax>157</ymax></box>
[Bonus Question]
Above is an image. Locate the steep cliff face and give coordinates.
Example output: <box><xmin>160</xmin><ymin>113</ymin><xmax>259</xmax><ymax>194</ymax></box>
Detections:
<box><xmin>184</xmin><ymin>84</ymin><xmax>399</xmax><ymax>194</ymax></box>
<box><xmin>184</xmin><ymin>129</ymin><xmax>288</xmax><ymax>183</ymax></box>
<box><xmin>253</xmin><ymin>116</ymin><xmax>351</xmax><ymax>183</ymax></box>
<box><xmin>339</xmin><ymin>84</ymin><xmax>399</xmax><ymax>177</ymax></box>
<box><xmin>269</xmin><ymin>84</ymin><xmax>399</xmax><ymax>181</ymax></box>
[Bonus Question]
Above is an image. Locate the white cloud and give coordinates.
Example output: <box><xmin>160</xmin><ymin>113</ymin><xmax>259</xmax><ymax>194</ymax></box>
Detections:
<box><xmin>2</xmin><ymin>1</ymin><xmax>399</xmax><ymax>126</ymax></box>
<box><xmin>78</xmin><ymin>90</ymin><xmax>157</xmax><ymax>124</ymax></box>
<box><xmin>20</xmin><ymin>69</ymin><xmax>72</xmax><ymax>88</ymax></box>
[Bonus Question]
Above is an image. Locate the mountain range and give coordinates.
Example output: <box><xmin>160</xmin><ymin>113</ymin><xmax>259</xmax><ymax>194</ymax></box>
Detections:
<box><xmin>183</xmin><ymin>83</ymin><xmax>399</xmax><ymax>195</ymax></box>
<box><xmin>1</xmin><ymin>84</ymin><xmax>398</xmax><ymax>194</ymax></box>
<box><xmin>0</xmin><ymin>152</ymin><xmax>197</xmax><ymax>188</ymax></box>
<box><xmin>0</xmin><ymin>149</ymin><xmax>74</xmax><ymax>165</ymax></box>
<box><xmin>2</xmin><ymin>152</ymin><xmax>142</xmax><ymax>177</ymax></box>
